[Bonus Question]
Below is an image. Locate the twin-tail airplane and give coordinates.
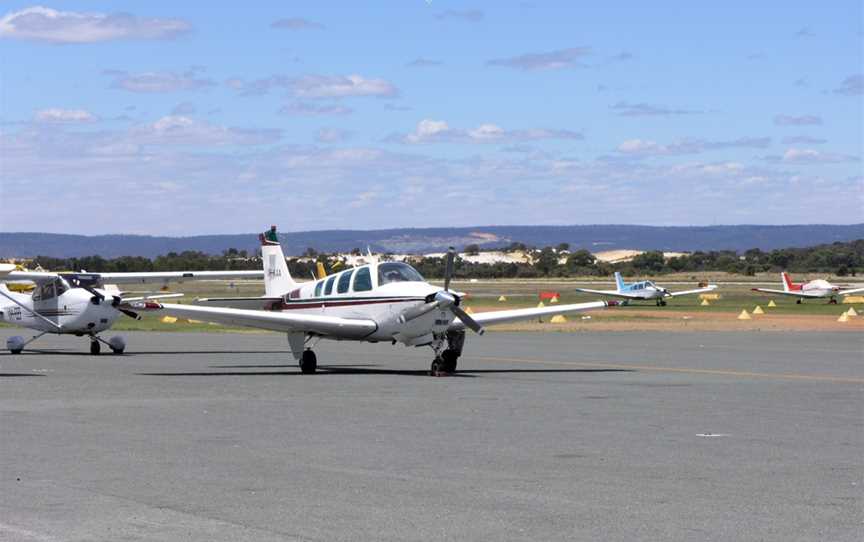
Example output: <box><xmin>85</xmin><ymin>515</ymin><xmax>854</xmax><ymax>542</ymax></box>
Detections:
<box><xmin>574</xmin><ymin>272</ymin><xmax>717</xmax><ymax>306</ymax></box>
<box><xmin>0</xmin><ymin>264</ymin><xmax>262</xmax><ymax>354</ymax></box>
<box><xmin>751</xmin><ymin>272</ymin><xmax>864</xmax><ymax>304</ymax></box>
<box><xmin>154</xmin><ymin>227</ymin><xmax>618</xmax><ymax>375</ymax></box>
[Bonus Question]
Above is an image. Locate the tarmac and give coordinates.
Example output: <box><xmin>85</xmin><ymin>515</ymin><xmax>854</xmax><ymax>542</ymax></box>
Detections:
<box><xmin>0</xmin><ymin>330</ymin><xmax>861</xmax><ymax>541</ymax></box>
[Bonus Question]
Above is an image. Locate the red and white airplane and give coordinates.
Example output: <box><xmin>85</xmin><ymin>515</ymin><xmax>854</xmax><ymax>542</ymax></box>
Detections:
<box><xmin>156</xmin><ymin>227</ymin><xmax>617</xmax><ymax>375</ymax></box>
<box><xmin>751</xmin><ymin>272</ymin><xmax>864</xmax><ymax>304</ymax></box>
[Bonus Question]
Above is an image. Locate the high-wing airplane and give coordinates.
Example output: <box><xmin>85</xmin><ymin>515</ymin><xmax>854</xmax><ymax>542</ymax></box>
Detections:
<box><xmin>574</xmin><ymin>272</ymin><xmax>717</xmax><ymax>306</ymax></box>
<box><xmin>154</xmin><ymin>228</ymin><xmax>617</xmax><ymax>375</ymax></box>
<box><xmin>751</xmin><ymin>272</ymin><xmax>864</xmax><ymax>304</ymax></box>
<box><xmin>0</xmin><ymin>264</ymin><xmax>263</xmax><ymax>354</ymax></box>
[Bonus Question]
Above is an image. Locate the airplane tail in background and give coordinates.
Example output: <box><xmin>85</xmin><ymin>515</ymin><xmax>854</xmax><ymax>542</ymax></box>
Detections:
<box><xmin>781</xmin><ymin>272</ymin><xmax>796</xmax><ymax>292</ymax></box>
<box><xmin>614</xmin><ymin>272</ymin><xmax>626</xmax><ymax>292</ymax></box>
<box><xmin>260</xmin><ymin>228</ymin><xmax>296</xmax><ymax>297</ymax></box>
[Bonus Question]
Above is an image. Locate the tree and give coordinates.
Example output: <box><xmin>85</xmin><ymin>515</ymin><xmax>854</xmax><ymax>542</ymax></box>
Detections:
<box><xmin>556</xmin><ymin>242</ymin><xmax>570</xmax><ymax>252</ymax></box>
<box><xmin>464</xmin><ymin>244</ymin><xmax>480</xmax><ymax>256</ymax></box>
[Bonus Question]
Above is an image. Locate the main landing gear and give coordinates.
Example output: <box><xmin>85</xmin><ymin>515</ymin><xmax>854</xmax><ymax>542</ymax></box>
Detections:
<box><xmin>429</xmin><ymin>329</ymin><xmax>465</xmax><ymax>376</ymax></box>
<box><xmin>90</xmin><ymin>335</ymin><xmax>126</xmax><ymax>355</ymax></box>
<box><xmin>655</xmin><ymin>299</ymin><xmax>668</xmax><ymax>307</ymax></box>
<box><xmin>5</xmin><ymin>333</ymin><xmax>125</xmax><ymax>354</ymax></box>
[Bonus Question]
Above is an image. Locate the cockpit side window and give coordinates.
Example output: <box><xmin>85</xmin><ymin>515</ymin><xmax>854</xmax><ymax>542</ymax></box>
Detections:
<box><xmin>324</xmin><ymin>275</ymin><xmax>337</xmax><ymax>295</ymax></box>
<box><xmin>353</xmin><ymin>267</ymin><xmax>372</xmax><ymax>292</ymax></box>
<box><xmin>35</xmin><ymin>281</ymin><xmax>56</xmax><ymax>301</ymax></box>
<box><xmin>337</xmin><ymin>270</ymin><xmax>353</xmax><ymax>294</ymax></box>
<box><xmin>377</xmin><ymin>262</ymin><xmax>425</xmax><ymax>285</ymax></box>
<box><xmin>314</xmin><ymin>280</ymin><xmax>323</xmax><ymax>297</ymax></box>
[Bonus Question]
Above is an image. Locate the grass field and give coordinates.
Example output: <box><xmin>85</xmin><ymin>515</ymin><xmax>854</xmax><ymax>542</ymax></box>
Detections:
<box><xmin>3</xmin><ymin>277</ymin><xmax>862</xmax><ymax>334</ymax></box>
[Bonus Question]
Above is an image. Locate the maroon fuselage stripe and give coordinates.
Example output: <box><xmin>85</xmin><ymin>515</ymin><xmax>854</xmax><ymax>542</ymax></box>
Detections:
<box><xmin>270</xmin><ymin>297</ymin><xmax>423</xmax><ymax>311</ymax></box>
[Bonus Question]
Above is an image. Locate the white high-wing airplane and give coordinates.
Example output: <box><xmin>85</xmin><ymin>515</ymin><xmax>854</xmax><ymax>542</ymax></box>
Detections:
<box><xmin>574</xmin><ymin>272</ymin><xmax>717</xmax><ymax>306</ymax></box>
<box><xmin>0</xmin><ymin>264</ymin><xmax>263</xmax><ymax>354</ymax></box>
<box><xmin>751</xmin><ymin>272</ymin><xmax>864</xmax><ymax>304</ymax></box>
<box><xmin>155</xmin><ymin>228</ymin><xmax>617</xmax><ymax>375</ymax></box>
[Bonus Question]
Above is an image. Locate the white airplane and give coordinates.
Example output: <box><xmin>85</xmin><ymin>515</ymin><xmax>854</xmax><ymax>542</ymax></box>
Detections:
<box><xmin>574</xmin><ymin>272</ymin><xmax>717</xmax><ymax>306</ymax></box>
<box><xmin>751</xmin><ymin>272</ymin><xmax>864</xmax><ymax>304</ymax></box>
<box><xmin>0</xmin><ymin>264</ymin><xmax>262</xmax><ymax>354</ymax></box>
<box><xmin>154</xmin><ymin>228</ymin><xmax>617</xmax><ymax>375</ymax></box>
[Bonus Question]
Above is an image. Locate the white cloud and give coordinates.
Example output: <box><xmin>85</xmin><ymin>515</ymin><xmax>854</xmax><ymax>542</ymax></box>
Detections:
<box><xmin>316</xmin><ymin>128</ymin><xmax>352</xmax><ymax>143</ymax></box>
<box><xmin>131</xmin><ymin>116</ymin><xmax>281</xmax><ymax>146</ymax></box>
<box><xmin>611</xmin><ymin>101</ymin><xmax>702</xmax><ymax>117</ymax></box>
<box><xmin>279</xmin><ymin>102</ymin><xmax>353</xmax><ymax>116</ymax></box>
<box><xmin>290</xmin><ymin>74</ymin><xmax>398</xmax><ymax>99</ymax></box>
<box><xmin>487</xmin><ymin>47</ymin><xmax>591</xmax><ymax>71</ymax></box>
<box><xmin>833</xmin><ymin>74</ymin><xmax>863</xmax><ymax>96</ymax></box>
<box><xmin>779</xmin><ymin>148</ymin><xmax>858</xmax><ymax>164</ymax></box>
<box><xmin>0</xmin><ymin>6</ymin><xmax>190</xmax><ymax>43</ymax></box>
<box><xmin>617</xmin><ymin>137</ymin><xmax>771</xmax><ymax>156</ymax></box>
<box><xmin>34</xmin><ymin>108</ymin><xmax>97</xmax><ymax>123</ymax></box>
<box><xmin>773</xmin><ymin>114</ymin><xmax>823</xmax><ymax>126</ymax></box>
<box><xmin>394</xmin><ymin>119</ymin><xmax>583</xmax><ymax>144</ymax></box>
<box><xmin>106</xmin><ymin>69</ymin><xmax>215</xmax><ymax>93</ymax></box>
<box><xmin>271</xmin><ymin>18</ymin><xmax>324</xmax><ymax>31</ymax></box>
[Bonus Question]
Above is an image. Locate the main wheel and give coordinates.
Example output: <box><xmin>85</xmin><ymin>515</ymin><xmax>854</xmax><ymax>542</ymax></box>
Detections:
<box><xmin>300</xmin><ymin>350</ymin><xmax>317</xmax><ymax>374</ymax></box>
<box><xmin>660</xmin><ymin>300</ymin><xmax>667</xmax><ymax>306</ymax></box>
<box><xmin>430</xmin><ymin>357</ymin><xmax>444</xmax><ymax>376</ymax></box>
<box><xmin>441</xmin><ymin>350</ymin><xmax>459</xmax><ymax>373</ymax></box>
<box><xmin>90</xmin><ymin>340</ymin><xmax>101</xmax><ymax>355</ymax></box>
<box><xmin>796</xmin><ymin>299</ymin><xmax>802</xmax><ymax>304</ymax></box>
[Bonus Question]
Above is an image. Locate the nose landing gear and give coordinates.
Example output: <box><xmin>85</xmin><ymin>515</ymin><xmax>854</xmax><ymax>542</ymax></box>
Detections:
<box><xmin>429</xmin><ymin>329</ymin><xmax>465</xmax><ymax>376</ymax></box>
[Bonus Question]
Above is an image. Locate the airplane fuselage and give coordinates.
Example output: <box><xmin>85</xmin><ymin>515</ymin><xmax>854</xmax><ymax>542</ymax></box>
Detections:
<box><xmin>0</xmin><ymin>285</ymin><xmax>122</xmax><ymax>334</ymax></box>
<box><xmin>274</xmin><ymin>274</ymin><xmax>454</xmax><ymax>345</ymax></box>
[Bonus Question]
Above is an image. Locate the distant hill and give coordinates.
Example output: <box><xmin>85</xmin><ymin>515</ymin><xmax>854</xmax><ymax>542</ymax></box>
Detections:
<box><xmin>1</xmin><ymin>225</ymin><xmax>862</xmax><ymax>259</ymax></box>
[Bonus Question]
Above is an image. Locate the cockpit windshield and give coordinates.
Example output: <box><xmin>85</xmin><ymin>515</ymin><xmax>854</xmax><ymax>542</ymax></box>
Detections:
<box><xmin>377</xmin><ymin>262</ymin><xmax>425</xmax><ymax>285</ymax></box>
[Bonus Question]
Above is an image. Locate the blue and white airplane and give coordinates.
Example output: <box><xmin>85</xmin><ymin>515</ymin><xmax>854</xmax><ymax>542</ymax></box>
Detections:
<box><xmin>575</xmin><ymin>272</ymin><xmax>717</xmax><ymax>306</ymax></box>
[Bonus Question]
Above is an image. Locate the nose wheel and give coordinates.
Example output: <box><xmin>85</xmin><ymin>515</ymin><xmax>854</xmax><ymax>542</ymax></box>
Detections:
<box><xmin>299</xmin><ymin>349</ymin><xmax>317</xmax><ymax>374</ymax></box>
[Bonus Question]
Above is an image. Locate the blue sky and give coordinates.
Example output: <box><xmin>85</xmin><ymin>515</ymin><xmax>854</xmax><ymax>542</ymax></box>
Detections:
<box><xmin>0</xmin><ymin>1</ymin><xmax>861</xmax><ymax>235</ymax></box>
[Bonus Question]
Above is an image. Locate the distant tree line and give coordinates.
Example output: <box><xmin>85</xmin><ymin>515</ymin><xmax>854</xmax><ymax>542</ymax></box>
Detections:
<box><xmin>23</xmin><ymin>240</ymin><xmax>863</xmax><ymax>279</ymax></box>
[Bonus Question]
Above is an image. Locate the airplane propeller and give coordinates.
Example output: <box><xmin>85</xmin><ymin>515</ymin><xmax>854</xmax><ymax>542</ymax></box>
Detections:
<box><xmin>398</xmin><ymin>247</ymin><xmax>485</xmax><ymax>335</ymax></box>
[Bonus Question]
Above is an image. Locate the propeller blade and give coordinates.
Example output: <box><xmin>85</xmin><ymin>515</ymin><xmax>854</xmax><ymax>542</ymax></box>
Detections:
<box><xmin>443</xmin><ymin>247</ymin><xmax>455</xmax><ymax>291</ymax></box>
<box><xmin>398</xmin><ymin>300</ymin><xmax>441</xmax><ymax>324</ymax></box>
<box><xmin>119</xmin><ymin>308</ymin><xmax>141</xmax><ymax>320</ymax></box>
<box><xmin>450</xmin><ymin>305</ymin><xmax>485</xmax><ymax>335</ymax></box>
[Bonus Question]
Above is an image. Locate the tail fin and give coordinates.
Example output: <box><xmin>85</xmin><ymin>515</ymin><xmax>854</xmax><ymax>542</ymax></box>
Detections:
<box><xmin>614</xmin><ymin>271</ymin><xmax>626</xmax><ymax>292</ymax></box>
<box><xmin>259</xmin><ymin>229</ymin><xmax>296</xmax><ymax>297</ymax></box>
<box><xmin>781</xmin><ymin>272</ymin><xmax>794</xmax><ymax>292</ymax></box>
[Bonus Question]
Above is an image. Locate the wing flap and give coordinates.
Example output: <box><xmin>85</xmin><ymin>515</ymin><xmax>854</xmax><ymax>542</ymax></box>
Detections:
<box><xmin>158</xmin><ymin>303</ymin><xmax>377</xmax><ymax>338</ymax></box>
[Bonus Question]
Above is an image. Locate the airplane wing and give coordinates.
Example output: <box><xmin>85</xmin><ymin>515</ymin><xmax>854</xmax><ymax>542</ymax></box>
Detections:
<box><xmin>1</xmin><ymin>267</ymin><xmax>263</xmax><ymax>285</ymax></box>
<box><xmin>120</xmin><ymin>293</ymin><xmax>185</xmax><ymax>302</ymax></box>
<box><xmin>157</xmin><ymin>303</ymin><xmax>377</xmax><ymax>339</ymax></box>
<box><xmin>94</xmin><ymin>270</ymin><xmax>263</xmax><ymax>284</ymax></box>
<box><xmin>838</xmin><ymin>287</ymin><xmax>864</xmax><ymax>296</ymax></box>
<box><xmin>1</xmin><ymin>264</ymin><xmax>59</xmax><ymax>283</ymax></box>
<box><xmin>750</xmin><ymin>288</ymin><xmax>824</xmax><ymax>298</ymax></box>
<box><xmin>573</xmin><ymin>287</ymin><xmax>635</xmax><ymax>299</ymax></box>
<box><xmin>668</xmin><ymin>285</ymin><xmax>718</xmax><ymax>297</ymax></box>
<box><xmin>449</xmin><ymin>300</ymin><xmax>611</xmax><ymax>330</ymax></box>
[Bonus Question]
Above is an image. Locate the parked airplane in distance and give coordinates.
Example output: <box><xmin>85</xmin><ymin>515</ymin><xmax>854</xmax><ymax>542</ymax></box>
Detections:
<box><xmin>751</xmin><ymin>272</ymin><xmax>864</xmax><ymax>304</ymax></box>
<box><xmin>155</xmin><ymin>227</ymin><xmax>618</xmax><ymax>375</ymax></box>
<box><xmin>0</xmin><ymin>264</ymin><xmax>263</xmax><ymax>354</ymax></box>
<box><xmin>574</xmin><ymin>272</ymin><xmax>717</xmax><ymax>306</ymax></box>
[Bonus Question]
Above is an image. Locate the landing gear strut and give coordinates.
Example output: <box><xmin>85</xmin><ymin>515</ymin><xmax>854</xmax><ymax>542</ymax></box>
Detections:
<box><xmin>655</xmin><ymin>299</ymin><xmax>667</xmax><ymax>307</ymax></box>
<box><xmin>300</xmin><ymin>349</ymin><xmax>317</xmax><ymax>374</ymax></box>
<box><xmin>429</xmin><ymin>329</ymin><xmax>465</xmax><ymax>376</ymax></box>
